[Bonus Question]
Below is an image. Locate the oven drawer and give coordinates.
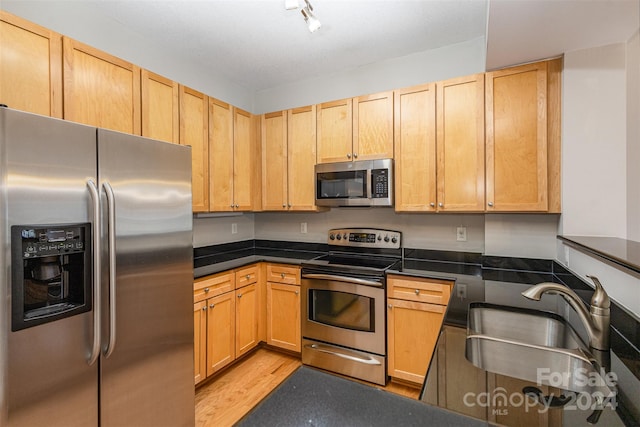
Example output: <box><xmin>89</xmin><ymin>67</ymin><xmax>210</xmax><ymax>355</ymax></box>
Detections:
<box><xmin>387</xmin><ymin>275</ymin><xmax>452</xmax><ymax>305</ymax></box>
<box><xmin>194</xmin><ymin>271</ymin><xmax>235</xmax><ymax>303</ymax></box>
<box><xmin>267</xmin><ymin>264</ymin><xmax>300</xmax><ymax>285</ymax></box>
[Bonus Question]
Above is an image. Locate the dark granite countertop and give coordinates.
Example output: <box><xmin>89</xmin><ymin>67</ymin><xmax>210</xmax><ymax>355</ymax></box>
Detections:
<box><xmin>559</xmin><ymin>235</ymin><xmax>640</xmax><ymax>275</ymax></box>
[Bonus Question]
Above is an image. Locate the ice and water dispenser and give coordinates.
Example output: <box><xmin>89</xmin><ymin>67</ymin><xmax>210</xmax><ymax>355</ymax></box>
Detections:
<box><xmin>11</xmin><ymin>224</ymin><xmax>92</xmax><ymax>331</ymax></box>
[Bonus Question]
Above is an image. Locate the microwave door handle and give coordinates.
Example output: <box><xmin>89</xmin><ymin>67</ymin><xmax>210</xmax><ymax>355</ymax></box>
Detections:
<box><xmin>302</xmin><ymin>273</ymin><xmax>383</xmax><ymax>288</ymax></box>
<box><xmin>366</xmin><ymin>169</ymin><xmax>373</xmax><ymax>199</ymax></box>
<box><xmin>86</xmin><ymin>180</ymin><xmax>101</xmax><ymax>366</ymax></box>
<box><xmin>103</xmin><ymin>182</ymin><xmax>117</xmax><ymax>358</ymax></box>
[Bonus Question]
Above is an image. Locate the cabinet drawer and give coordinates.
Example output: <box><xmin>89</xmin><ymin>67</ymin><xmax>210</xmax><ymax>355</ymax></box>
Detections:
<box><xmin>194</xmin><ymin>271</ymin><xmax>235</xmax><ymax>302</ymax></box>
<box><xmin>266</xmin><ymin>264</ymin><xmax>300</xmax><ymax>285</ymax></box>
<box><xmin>235</xmin><ymin>264</ymin><xmax>258</xmax><ymax>289</ymax></box>
<box><xmin>387</xmin><ymin>275</ymin><xmax>452</xmax><ymax>305</ymax></box>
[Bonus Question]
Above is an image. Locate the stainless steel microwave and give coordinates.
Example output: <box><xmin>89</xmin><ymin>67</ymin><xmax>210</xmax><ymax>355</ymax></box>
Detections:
<box><xmin>315</xmin><ymin>159</ymin><xmax>393</xmax><ymax>207</ymax></box>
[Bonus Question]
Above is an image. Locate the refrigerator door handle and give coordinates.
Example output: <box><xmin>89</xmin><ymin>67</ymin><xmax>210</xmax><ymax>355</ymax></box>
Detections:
<box><xmin>103</xmin><ymin>181</ymin><xmax>117</xmax><ymax>358</ymax></box>
<box><xmin>87</xmin><ymin>179</ymin><xmax>101</xmax><ymax>365</ymax></box>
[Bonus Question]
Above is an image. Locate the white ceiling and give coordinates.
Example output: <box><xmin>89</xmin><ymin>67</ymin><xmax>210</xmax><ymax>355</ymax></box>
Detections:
<box><xmin>2</xmin><ymin>0</ymin><xmax>638</xmax><ymax>93</ymax></box>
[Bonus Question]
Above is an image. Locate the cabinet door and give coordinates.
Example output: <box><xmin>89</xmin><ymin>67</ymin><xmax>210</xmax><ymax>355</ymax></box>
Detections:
<box><xmin>261</xmin><ymin>111</ymin><xmax>288</xmax><ymax>210</ymax></box>
<box><xmin>0</xmin><ymin>11</ymin><xmax>62</xmax><ymax>118</ymax></box>
<box><xmin>437</xmin><ymin>74</ymin><xmax>485</xmax><ymax>211</ymax></box>
<box><xmin>394</xmin><ymin>84</ymin><xmax>437</xmax><ymax>212</ymax></box>
<box><xmin>193</xmin><ymin>300</ymin><xmax>207</xmax><ymax>385</ymax></box>
<box><xmin>233</xmin><ymin>108</ymin><xmax>254</xmax><ymax>211</ymax></box>
<box><xmin>316</xmin><ymin>98</ymin><xmax>353</xmax><ymax>163</ymax></box>
<box><xmin>63</xmin><ymin>37</ymin><xmax>140</xmax><ymax>134</ymax></box>
<box><xmin>288</xmin><ymin>106</ymin><xmax>318</xmax><ymax>211</ymax></box>
<box><xmin>266</xmin><ymin>283</ymin><xmax>301</xmax><ymax>352</ymax></box>
<box><xmin>387</xmin><ymin>298</ymin><xmax>445</xmax><ymax>384</ymax></box>
<box><xmin>141</xmin><ymin>70</ymin><xmax>178</xmax><ymax>144</ymax></box>
<box><xmin>209</xmin><ymin>98</ymin><xmax>234</xmax><ymax>211</ymax></box>
<box><xmin>206</xmin><ymin>291</ymin><xmax>236</xmax><ymax>377</ymax></box>
<box><xmin>235</xmin><ymin>283</ymin><xmax>258</xmax><ymax>357</ymax></box>
<box><xmin>486</xmin><ymin>61</ymin><xmax>548</xmax><ymax>212</ymax></box>
<box><xmin>180</xmin><ymin>85</ymin><xmax>209</xmax><ymax>212</ymax></box>
<box><xmin>353</xmin><ymin>91</ymin><xmax>393</xmax><ymax>161</ymax></box>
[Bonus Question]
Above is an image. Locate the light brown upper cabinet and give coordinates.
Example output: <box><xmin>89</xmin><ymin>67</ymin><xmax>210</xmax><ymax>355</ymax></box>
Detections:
<box><xmin>262</xmin><ymin>111</ymin><xmax>288</xmax><ymax>210</ymax></box>
<box><xmin>316</xmin><ymin>93</ymin><xmax>394</xmax><ymax>164</ymax></box>
<box><xmin>485</xmin><ymin>58</ymin><xmax>561</xmax><ymax>212</ymax></box>
<box><xmin>141</xmin><ymin>70</ymin><xmax>179</xmax><ymax>144</ymax></box>
<box><xmin>261</xmin><ymin>106</ymin><xmax>319</xmax><ymax>211</ymax></box>
<box><xmin>0</xmin><ymin>11</ymin><xmax>62</xmax><ymax>118</ymax></box>
<box><xmin>316</xmin><ymin>98</ymin><xmax>353</xmax><ymax>163</ymax></box>
<box><xmin>209</xmin><ymin>104</ymin><xmax>259</xmax><ymax>212</ymax></box>
<box><xmin>394</xmin><ymin>83</ymin><xmax>437</xmax><ymax>212</ymax></box>
<box><xmin>179</xmin><ymin>85</ymin><xmax>209</xmax><ymax>212</ymax></box>
<box><xmin>232</xmin><ymin>108</ymin><xmax>258</xmax><ymax>211</ymax></box>
<box><xmin>353</xmin><ymin>91</ymin><xmax>394</xmax><ymax>161</ymax></box>
<box><xmin>395</xmin><ymin>76</ymin><xmax>484</xmax><ymax>213</ymax></box>
<box><xmin>63</xmin><ymin>37</ymin><xmax>140</xmax><ymax>134</ymax></box>
<box><xmin>436</xmin><ymin>74</ymin><xmax>485</xmax><ymax>212</ymax></box>
<box><xmin>209</xmin><ymin>98</ymin><xmax>234</xmax><ymax>211</ymax></box>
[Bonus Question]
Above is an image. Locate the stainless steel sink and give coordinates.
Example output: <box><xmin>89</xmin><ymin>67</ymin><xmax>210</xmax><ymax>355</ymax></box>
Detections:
<box><xmin>465</xmin><ymin>302</ymin><xmax>615</xmax><ymax>398</ymax></box>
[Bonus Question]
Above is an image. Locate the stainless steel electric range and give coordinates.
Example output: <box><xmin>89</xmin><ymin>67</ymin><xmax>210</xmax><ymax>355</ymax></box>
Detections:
<box><xmin>300</xmin><ymin>228</ymin><xmax>402</xmax><ymax>385</ymax></box>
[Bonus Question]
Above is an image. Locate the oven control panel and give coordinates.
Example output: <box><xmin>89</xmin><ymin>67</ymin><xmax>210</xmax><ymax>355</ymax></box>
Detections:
<box><xmin>327</xmin><ymin>228</ymin><xmax>401</xmax><ymax>249</ymax></box>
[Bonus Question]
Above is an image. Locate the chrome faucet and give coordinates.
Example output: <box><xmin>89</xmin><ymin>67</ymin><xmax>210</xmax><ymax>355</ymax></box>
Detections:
<box><xmin>521</xmin><ymin>276</ymin><xmax>610</xmax><ymax>350</ymax></box>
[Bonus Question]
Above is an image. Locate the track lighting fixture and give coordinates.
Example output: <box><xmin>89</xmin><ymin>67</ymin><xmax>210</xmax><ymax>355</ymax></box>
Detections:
<box><xmin>285</xmin><ymin>0</ymin><xmax>321</xmax><ymax>33</ymax></box>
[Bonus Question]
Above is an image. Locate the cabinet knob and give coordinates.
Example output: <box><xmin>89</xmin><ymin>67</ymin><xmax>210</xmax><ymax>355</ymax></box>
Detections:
<box><xmin>230</xmin><ymin>204</ymin><xmax>234</xmax><ymax>208</ymax></box>
<box><xmin>204</xmin><ymin>287</ymin><xmax>210</xmax><ymax>293</ymax></box>
<box><xmin>415</xmin><ymin>289</ymin><xmax>420</xmax><ymax>295</ymax></box>
<box><xmin>202</xmin><ymin>306</ymin><xmax>207</xmax><ymax>311</ymax></box>
<box><xmin>347</xmin><ymin>153</ymin><xmax>351</xmax><ymax>159</ymax></box>
<box><xmin>246</xmin><ymin>274</ymin><xmax>250</xmax><ymax>279</ymax></box>
<box><xmin>281</xmin><ymin>273</ymin><xmax>285</xmax><ymax>279</ymax></box>
<box><xmin>295</xmin><ymin>290</ymin><xmax>299</xmax><ymax>295</ymax></box>
<box><xmin>237</xmin><ymin>294</ymin><xmax>242</xmax><ymax>298</ymax></box>
<box><xmin>209</xmin><ymin>303</ymin><xmax>215</xmax><ymax>309</ymax></box>
<box><xmin>488</xmin><ymin>202</ymin><xmax>494</xmax><ymax>207</ymax></box>
<box><xmin>235</xmin><ymin>204</ymin><xmax>239</xmax><ymax>208</ymax></box>
<box><xmin>353</xmin><ymin>153</ymin><xmax>358</xmax><ymax>158</ymax></box>
<box><xmin>430</xmin><ymin>202</ymin><xmax>435</xmax><ymax>207</ymax></box>
<box><xmin>438</xmin><ymin>202</ymin><xmax>443</xmax><ymax>207</ymax></box>
<box><xmin>388</xmin><ymin>304</ymin><xmax>393</xmax><ymax>309</ymax></box>
<box><xmin>282</xmin><ymin>204</ymin><xmax>286</xmax><ymax>208</ymax></box>
<box><xmin>288</xmin><ymin>204</ymin><xmax>292</xmax><ymax>208</ymax></box>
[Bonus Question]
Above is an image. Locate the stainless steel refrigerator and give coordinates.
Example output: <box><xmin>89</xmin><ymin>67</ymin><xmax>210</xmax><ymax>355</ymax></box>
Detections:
<box><xmin>0</xmin><ymin>107</ymin><xmax>195</xmax><ymax>426</ymax></box>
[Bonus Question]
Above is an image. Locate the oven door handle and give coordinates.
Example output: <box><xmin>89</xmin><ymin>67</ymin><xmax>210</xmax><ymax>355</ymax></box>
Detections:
<box><xmin>302</xmin><ymin>273</ymin><xmax>383</xmax><ymax>288</ymax></box>
<box><xmin>304</xmin><ymin>343</ymin><xmax>382</xmax><ymax>365</ymax></box>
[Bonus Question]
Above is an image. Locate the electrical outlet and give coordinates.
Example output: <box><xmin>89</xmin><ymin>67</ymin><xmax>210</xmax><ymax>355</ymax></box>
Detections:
<box><xmin>456</xmin><ymin>226</ymin><xmax>467</xmax><ymax>242</ymax></box>
<box><xmin>456</xmin><ymin>283</ymin><xmax>467</xmax><ymax>299</ymax></box>
<box><xmin>231</xmin><ymin>223</ymin><xmax>238</xmax><ymax>234</ymax></box>
<box><xmin>300</xmin><ymin>222</ymin><xmax>307</xmax><ymax>234</ymax></box>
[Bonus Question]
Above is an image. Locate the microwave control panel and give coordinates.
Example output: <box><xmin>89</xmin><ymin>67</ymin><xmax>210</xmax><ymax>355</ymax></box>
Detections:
<box><xmin>371</xmin><ymin>169</ymin><xmax>389</xmax><ymax>198</ymax></box>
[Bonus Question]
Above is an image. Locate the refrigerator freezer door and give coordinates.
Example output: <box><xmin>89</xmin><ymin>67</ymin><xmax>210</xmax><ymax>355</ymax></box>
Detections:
<box><xmin>97</xmin><ymin>129</ymin><xmax>194</xmax><ymax>426</ymax></box>
<box><xmin>3</xmin><ymin>108</ymin><xmax>99</xmax><ymax>426</ymax></box>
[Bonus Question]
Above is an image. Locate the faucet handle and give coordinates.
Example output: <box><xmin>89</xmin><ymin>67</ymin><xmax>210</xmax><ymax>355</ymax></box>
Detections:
<box><xmin>586</xmin><ymin>275</ymin><xmax>610</xmax><ymax>310</ymax></box>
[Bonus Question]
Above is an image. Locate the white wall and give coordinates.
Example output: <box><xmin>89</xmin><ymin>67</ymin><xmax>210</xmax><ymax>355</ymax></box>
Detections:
<box><xmin>627</xmin><ymin>30</ymin><xmax>640</xmax><ymax>241</ymax></box>
<box><xmin>0</xmin><ymin>1</ymin><xmax>254</xmax><ymax>112</ymax></box>
<box><xmin>255</xmin><ymin>210</ymin><xmax>485</xmax><ymax>253</ymax></box>
<box><xmin>253</xmin><ymin>37</ymin><xmax>486</xmax><ymax>114</ymax></box>
<box><xmin>193</xmin><ymin>214</ymin><xmax>255</xmax><ymax>247</ymax></box>
<box><xmin>561</xmin><ymin>43</ymin><xmax>628</xmax><ymax>238</ymax></box>
<box><xmin>484</xmin><ymin>215</ymin><xmax>560</xmax><ymax>259</ymax></box>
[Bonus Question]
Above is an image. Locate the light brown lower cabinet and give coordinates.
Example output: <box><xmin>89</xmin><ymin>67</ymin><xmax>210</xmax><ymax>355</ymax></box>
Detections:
<box><xmin>193</xmin><ymin>265</ymin><xmax>259</xmax><ymax>385</ymax></box>
<box><xmin>387</xmin><ymin>275</ymin><xmax>452</xmax><ymax>385</ymax></box>
<box><xmin>266</xmin><ymin>282</ymin><xmax>301</xmax><ymax>352</ymax></box>
<box><xmin>265</xmin><ymin>264</ymin><xmax>302</xmax><ymax>353</ymax></box>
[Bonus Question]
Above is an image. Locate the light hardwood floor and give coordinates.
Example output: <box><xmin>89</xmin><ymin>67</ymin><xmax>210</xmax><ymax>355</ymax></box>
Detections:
<box><xmin>195</xmin><ymin>347</ymin><xmax>421</xmax><ymax>427</ymax></box>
